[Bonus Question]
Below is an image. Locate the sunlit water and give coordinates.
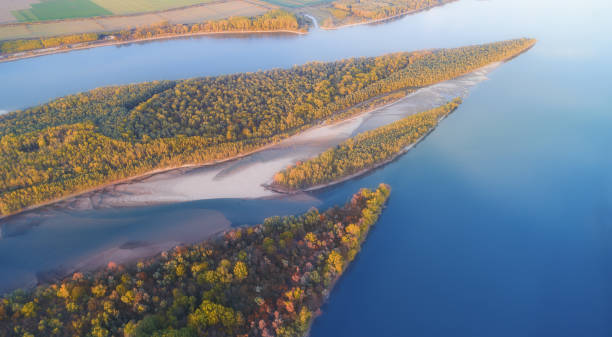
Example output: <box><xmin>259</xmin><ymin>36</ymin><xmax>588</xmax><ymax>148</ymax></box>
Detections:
<box><xmin>1</xmin><ymin>0</ymin><xmax>612</xmax><ymax>336</ymax></box>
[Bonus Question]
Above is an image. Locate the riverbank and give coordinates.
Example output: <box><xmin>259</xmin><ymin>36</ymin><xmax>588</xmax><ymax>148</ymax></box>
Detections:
<box><xmin>0</xmin><ymin>28</ymin><xmax>306</xmax><ymax>64</ymax></box>
<box><xmin>318</xmin><ymin>0</ymin><xmax>458</xmax><ymax>30</ymax></box>
<box><xmin>35</xmin><ymin>209</ymin><xmax>231</xmax><ymax>287</ymax></box>
<box><xmin>0</xmin><ymin>0</ymin><xmax>460</xmax><ymax>64</ymax></box>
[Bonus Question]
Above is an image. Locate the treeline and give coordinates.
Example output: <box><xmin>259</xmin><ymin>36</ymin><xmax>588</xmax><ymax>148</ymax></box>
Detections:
<box><xmin>272</xmin><ymin>99</ymin><xmax>461</xmax><ymax>190</ymax></box>
<box><xmin>321</xmin><ymin>0</ymin><xmax>454</xmax><ymax>27</ymax></box>
<box><xmin>0</xmin><ymin>184</ymin><xmax>391</xmax><ymax>337</ymax></box>
<box><xmin>0</xmin><ymin>33</ymin><xmax>99</xmax><ymax>54</ymax></box>
<box><xmin>0</xmin><ymin>39</ymin><xmax>535</xmax><ymax>214</ymax></box>
<box><xmin>0</xmin><ymin>10</ymin><xmax>303</xmax><ymax>56</ymax></box>
<box><xmin>113</xmin><ymin>10</ymin><xmax>305</xmax><ymax>42</ymax></box>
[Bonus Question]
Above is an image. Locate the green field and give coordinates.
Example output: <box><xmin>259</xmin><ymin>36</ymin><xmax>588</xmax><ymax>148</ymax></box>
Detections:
<box><xmin>90</xmin><ymin>0</ymin><xmax>214</xmax><ymax>15</ymax></box>
<box><xmin>11</xmin><ymin>0</ymin><xmax>216</xmax><ymax>22</ymax></box>
<box><xmin>1</xmin><ymin>0</ymin><xmax>271</xmax><ymax>40</ymax></box>
<box><xmin>9</xmin><ymin>0</ymin><xmax>322</xmax><ymax>22</ymax></box>
<box><xmin>12</xmin><ymin>0</ymin><xmax>112</xmax><ymax>22</ymax></box>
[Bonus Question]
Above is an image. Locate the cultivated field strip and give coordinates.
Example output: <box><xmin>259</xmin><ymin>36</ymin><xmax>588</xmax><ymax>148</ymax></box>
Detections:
<box><xmin>0</xmin><ymin>0</ymin><xmax>274</xmax><ymax>40</ymax></box>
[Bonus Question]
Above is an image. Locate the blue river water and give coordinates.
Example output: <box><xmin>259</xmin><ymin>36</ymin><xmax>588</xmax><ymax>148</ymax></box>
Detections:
<box><xmin>1</xmin><ymin>0</ymin><xmax>612</xmax><ymax>336</ymax></box>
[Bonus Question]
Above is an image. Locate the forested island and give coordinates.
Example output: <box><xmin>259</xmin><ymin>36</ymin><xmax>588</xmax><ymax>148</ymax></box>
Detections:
<box><xmin>271</xmin><ymin>99</ymin><xmax>461</xmax><ymax>191</ymax></box>
<box><xmin>0</xmin><ymin>10</ymin><xmax>305</xmax><ymax>60</ymax></box>
<box><xmin>0</xmin><ymin>38</ymin><xmax>535</xmax><ymax>215</ymax></box>
<box><xmin>316</xmin><ymin>0</ymin><xmax>455</xmax><ymax>28</ymax></box>
<box><xmin>0</xmin><ymin>184</ymin><xmax>390</xmax><ymax>337</ymax></box>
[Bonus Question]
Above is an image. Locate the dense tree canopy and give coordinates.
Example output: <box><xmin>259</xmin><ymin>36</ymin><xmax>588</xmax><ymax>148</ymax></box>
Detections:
<box><xmin>0</xmin><ymin>38</ymin><xmax>535</xmax><ymax>215</ymax></box>
<box><xmin>272</xmin><ymin>99</ymin><xmax>461</xmax><ymax>190</ymax></box>
<box><xmin>0</xmin><ymin>184</ymin><xmax>391</xmax><ymax>337</ymax></box>
<box><xmin>0</xmin><ymin>33</ymin><xmax>100</xmax><ymax>54</ymax></box>
<box><xmin>321</xmin><ymin>0</ymin><xmax>454</xmax><ymax>27</ymax></box>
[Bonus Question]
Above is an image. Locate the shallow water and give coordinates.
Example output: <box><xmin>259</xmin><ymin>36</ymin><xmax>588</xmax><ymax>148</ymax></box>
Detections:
<box><xmin>1</xmin><ymin>0</ymin><xmax>612</xmax><ymax>335</ymax></box>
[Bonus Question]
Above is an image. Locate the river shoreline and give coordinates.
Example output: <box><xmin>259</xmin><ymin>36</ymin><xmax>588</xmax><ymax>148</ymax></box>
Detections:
<box><xmin>319</xmin><ymin>0</ymin><xmax>458</xmax><ymax>30</ymax></box>
<box><xmin>265</xmin><ymin>108</ymin><xmax>458</xmax><ymax>194</ymax></box>
<box><xmin>0</xmin><ymin>28</ymin><xmax>306</xmax><ymax>64</ymax></box>
<box><xmin>0</xmin><ymin>0</ymin><xmax>461</xmax><ymax>64</ymax></box>
<box><xmin>35</xmin><ymin>211</ymin><xmax>231</xmax><ymax>288</ymax></box>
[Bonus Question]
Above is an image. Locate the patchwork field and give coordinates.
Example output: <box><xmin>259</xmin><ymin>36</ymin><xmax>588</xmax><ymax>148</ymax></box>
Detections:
<box><xmin>5</xmin><ymin>0</ymin><xmax>327</xmax><ymax>23</ymax></box>
<box><xmin>90</xmin><ymin>0</ymin><xmax>216</xmax><ymax>15</ymax></box>
<box><xmin>12</xmin><ymin>0</ymin><xmax>112</xmax><ymax>22</ymax></box>
<box><xmin>0</xmin><ymin>0</ymin><xmax>275</xmax><ymax>40</ymax></box>
<box><xmin>10</xmin><ymin>0</ymin><xmax>223</xmax><ymax>22</ymax></box>
<box><xmin>0</xmin><ymin>0</ymin><xmax>39</xmax><ymax>23</ymax></box>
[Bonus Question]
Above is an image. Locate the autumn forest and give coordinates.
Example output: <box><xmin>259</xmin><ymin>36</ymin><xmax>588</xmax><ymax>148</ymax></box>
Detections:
<box><xmin>0</xmin><ymin>185</ymin><xmax>390</xmax><ymax>337</ymax></box>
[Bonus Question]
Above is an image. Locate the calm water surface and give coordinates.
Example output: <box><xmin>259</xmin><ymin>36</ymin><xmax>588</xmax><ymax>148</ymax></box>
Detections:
<box><xmin>1</xmin><ymin>0</ymin><xmax>612</xmax><ymax>336</ymax></box>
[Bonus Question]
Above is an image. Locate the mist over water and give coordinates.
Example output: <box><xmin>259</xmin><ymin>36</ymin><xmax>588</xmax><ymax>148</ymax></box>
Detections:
<box><xmin>1</xmin><ymin>0</ymin><xmax>612</xmax><ymax>336</ymax></box>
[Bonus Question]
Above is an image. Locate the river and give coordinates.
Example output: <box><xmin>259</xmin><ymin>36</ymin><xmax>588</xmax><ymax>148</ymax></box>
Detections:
<box><xmin>1</xmin><ymin>0</ymin><xmax>612</xmax><ymax>336</ymax></box>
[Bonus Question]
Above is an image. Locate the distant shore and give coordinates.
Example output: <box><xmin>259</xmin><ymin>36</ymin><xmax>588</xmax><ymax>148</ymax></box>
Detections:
<box><xmin>319</xmin><ymin>0</ymin><xmax>458</xmax><ymax>30</ymax></box>
<box><xmin>0</xmin><ymin>28</ymin><xmax>306</xmax><ymax>64</ymax></box>
<box><xmin>0</xmin><ymin>1</ymin><xmax>460</xmax><ymax>63</ymax></box>
<box><xmin>320</xmin><ymin>9</ymin><xmax>424</xmax><ymax>30</ymax></box>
